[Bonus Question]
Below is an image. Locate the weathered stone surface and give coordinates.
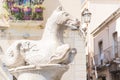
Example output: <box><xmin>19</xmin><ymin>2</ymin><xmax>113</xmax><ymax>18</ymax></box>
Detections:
<box><xmin>1</xmin><ymin>6</ymin><xmax>80</xmax><ymax>80</ymax></box>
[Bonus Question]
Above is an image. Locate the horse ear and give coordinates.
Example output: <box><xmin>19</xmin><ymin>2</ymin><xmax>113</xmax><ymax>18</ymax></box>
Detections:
<box><xmin>56</xmin><ymin>5</ymin><xmax>63</xmax><ymax>11</ymax></box>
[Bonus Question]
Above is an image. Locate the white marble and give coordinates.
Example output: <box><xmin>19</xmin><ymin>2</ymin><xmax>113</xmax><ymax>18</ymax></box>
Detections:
<box><xmin>9</xmin><ymin>64</ymin><xmax>68</xmax><ymax>80</ymax></box>
<box><xmin>1</xmin><ymin>6</ymin><xmax>80</xmax><ymax>80</ymax></box>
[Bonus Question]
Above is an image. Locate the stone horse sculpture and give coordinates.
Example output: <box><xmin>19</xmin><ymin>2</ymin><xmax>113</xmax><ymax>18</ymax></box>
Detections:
<box><xmin>1</xmin><ymin>6</ymin><xmax>80</xmax><ymax>80</ymax></box>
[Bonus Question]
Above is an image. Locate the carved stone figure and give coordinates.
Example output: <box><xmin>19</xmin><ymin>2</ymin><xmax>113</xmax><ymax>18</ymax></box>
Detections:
<box><xmin>1</xmin><ymin>6</ymin><xmax>80</xmax><ymax>80</ymax></box>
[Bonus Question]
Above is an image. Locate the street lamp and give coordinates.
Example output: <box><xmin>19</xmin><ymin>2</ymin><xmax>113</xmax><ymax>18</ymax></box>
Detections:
<box><xmin>81</xmin><ymin>9</ymin><xmax>93</xmax><ymax>80</ymax></box>
<box><xmin>80</xmin><ymin>8</ymin><xmax>92</xmax><ymax>38</ymax></box>
<box><xmin>81</xmin><ymin>8</ymin><xmax>92</xmax><ymax>24</ymax></box>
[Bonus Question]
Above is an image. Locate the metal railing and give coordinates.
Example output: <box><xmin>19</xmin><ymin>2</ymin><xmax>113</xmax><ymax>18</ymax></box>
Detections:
<box><xmin>94</xmin><ymin>42</ymin><xmax>120</xmax><ymax>66</ymax></box>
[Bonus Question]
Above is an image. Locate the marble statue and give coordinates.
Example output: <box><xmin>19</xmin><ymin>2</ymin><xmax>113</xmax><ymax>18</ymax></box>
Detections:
<box><xmin>1</xmin><ymin>6</ymin><xmax>80</xmax><ymax>80</ymax></box>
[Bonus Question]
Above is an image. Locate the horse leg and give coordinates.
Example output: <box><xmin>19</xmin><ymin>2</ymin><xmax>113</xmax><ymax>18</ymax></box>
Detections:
<box><xmin>48</xmin><ymin>44</ymin><xmax>70</xmax><ymax>64</ymax></box>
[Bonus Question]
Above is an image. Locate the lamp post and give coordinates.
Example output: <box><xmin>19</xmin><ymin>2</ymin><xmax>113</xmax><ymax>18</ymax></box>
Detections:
<box><xmin>80</xmin><ymin>8</ymin><xmax>91</xmax><ymax>39</ymax></box>
<box><xmin>80</xmin><ymin>8</ymin><xmax>92</xmax><ymax>42</ymax></box>
<box><xmin>81</xmin><ymin>8</ymin><xmax>92</xmax><ymax>80</ymax></box>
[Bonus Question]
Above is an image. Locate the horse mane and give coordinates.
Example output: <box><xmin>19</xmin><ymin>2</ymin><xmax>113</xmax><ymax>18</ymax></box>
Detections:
<box><xmin>48</xmin><ymin>6</ymin><xmax>70</xmax><ymax>25</ymax></box>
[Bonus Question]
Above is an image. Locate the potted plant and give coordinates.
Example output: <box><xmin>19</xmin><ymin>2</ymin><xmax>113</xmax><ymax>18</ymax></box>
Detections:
<box><xmin>23</xmin><ymin>6</ymin><xmax>32</xmax><ymax>15</ymax></box>
<box><xmin>11</xmin><ymin>4</ymin><xmax>22</xmax><ymax>20</ymax></box>
<box><xmin>11</xmin><ymin>4</ymin><xmax>20</xmax><ymax>19</ymax></box>
<box><xmin>23</xmin><ymin>5</ymin><xmax>32</xmax><ymax>20</ymax></box>
<box><xmin>32</xmin><ymin>4</ymin><xmax>45</xmax><ymax>20</ymax></box>
<box><xmin>35</xmin><ymin>6</ymin><xmax>42</xmax><ymax>13</ymax></box>
<box><xmin>11</xmin><ymin>4</ymin><xmax>20</xmax><ymax>13</ymax></box>
<box><xmin>7</xmin><ymin>0</ymin><xmax>14</xmax><ymax>8</ymax></box>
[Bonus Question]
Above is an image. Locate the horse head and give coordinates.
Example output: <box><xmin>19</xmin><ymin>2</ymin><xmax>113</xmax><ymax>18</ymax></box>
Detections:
<box><xmin>51</xmin><ymin>6</ymin><xmax>80</xmax><ymax>30</ymax></box>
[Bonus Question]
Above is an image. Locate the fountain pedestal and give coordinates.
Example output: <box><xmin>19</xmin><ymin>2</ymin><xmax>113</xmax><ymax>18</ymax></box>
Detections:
<box><xmin>9</xmin><ymin>64</ymin><xmax>69</xmax><ymax>80</ymax></box>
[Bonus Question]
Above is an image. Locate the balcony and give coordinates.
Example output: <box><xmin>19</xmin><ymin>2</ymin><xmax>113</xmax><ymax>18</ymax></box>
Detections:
<box><xmin>94</xmin><ymin>42</ymin><xmax>120</xmax><ymax>67</ymax></box>
<box><xmin>104</xmin><ymin>43</ymin><xmax>120</xmax><ymax>63</ymax></box>
<box><xmin>3</xmin><ymin>0</ymin><xmax>45</xmax><ymax>20</ymax></box>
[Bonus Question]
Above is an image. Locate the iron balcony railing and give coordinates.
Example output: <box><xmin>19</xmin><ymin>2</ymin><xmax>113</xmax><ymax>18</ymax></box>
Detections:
<box><xmin>94</xmin><ymin>42</ymin><xmax>120</xmax><ymax>67</ymax></box>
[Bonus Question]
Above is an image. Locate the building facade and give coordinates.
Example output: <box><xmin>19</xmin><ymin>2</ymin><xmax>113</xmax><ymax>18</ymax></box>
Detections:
<box><xmin>82</xmin><ymin>0</ymin><xmax>120</xmax><ymax>80</ymax></box>
<box><xmin>91</xmin><ymin>8</ymin><xmax>120</xmax><ymax>80</ymax></box>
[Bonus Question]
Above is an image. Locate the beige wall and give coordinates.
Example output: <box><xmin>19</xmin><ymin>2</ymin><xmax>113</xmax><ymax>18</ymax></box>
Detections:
<box><xmin>45</xmin><ymin>0</ymin><xmax>82</xmax><ymax>20</ymax></box>
<box><xmin>59</xmin><ymin>0</ymin><xmax>81</xmax><ymax>20</ymax></box>
<box><xmin>62</xmin><ymin>30</ymin><xmax>86</xmax><ymax>80</ymax></box>
<box><xmin>91</xmin><ymin>12</ymin><xmax>120</xmax><ymax>80</ymax></box>
<box><xmin>93</xmin><ymin>15</ymin><xmax>120</xmax><ymax>64</ymax></box>
<box><xmin>108</xmin><ymin>21</ymin><xmax>117</xmax><ymax>46</ymax></box>
<box><xmin>94</xmin><ymin>27</ymin><xmax>109</xmax><ymax>55</ymax></box>
<box><xmin>93</xmin><ymin>18</ymin><xmax>118</xmax><ymax>54</ymax></box>
<box><xmin>43</xmin><ymin>0</ymin><xmax>60</xmax><ymax>25</ymax></box>
<box><xmin>89</xmin><ymin>1</ymin><xmax>120</xmax><ymax>33</ymax></box>
<box><xmin>116</xmin><ymin>17</ymin><xmax>120</xmax><ymax>41</ymax></box>
<box><xmin>0</xmin><ymin>21</ymin><xmax>44</xmax><ymax>53</ymax></box>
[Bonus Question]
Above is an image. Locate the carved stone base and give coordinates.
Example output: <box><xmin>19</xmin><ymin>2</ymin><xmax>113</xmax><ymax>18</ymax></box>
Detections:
<box><xmin>9</xmin><ymin>64</ymin><xmax>69</xmax><ymax>80</ymax></box>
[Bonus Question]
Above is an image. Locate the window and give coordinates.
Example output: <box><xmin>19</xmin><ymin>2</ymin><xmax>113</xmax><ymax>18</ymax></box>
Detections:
<box><xmin>113</xmin><ymin>32</ymin><xmax>118</xmax><ymax>58</ymax></box>
<box><xmin>98</xmin><ymin>41</ymin><xmax>103</xmax><ymax>65</ymax></box>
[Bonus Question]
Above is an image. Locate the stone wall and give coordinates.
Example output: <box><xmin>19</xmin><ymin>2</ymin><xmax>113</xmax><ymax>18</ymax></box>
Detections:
<box><xmin>62</xmin><ymin>30</ymin><xmax>86</xmax><ymax>80</ymax></box>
